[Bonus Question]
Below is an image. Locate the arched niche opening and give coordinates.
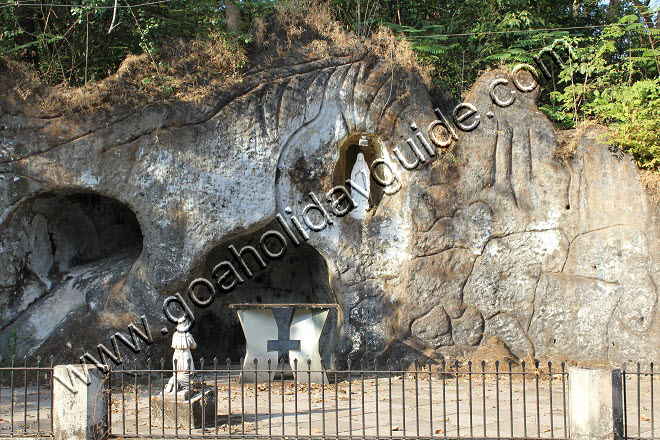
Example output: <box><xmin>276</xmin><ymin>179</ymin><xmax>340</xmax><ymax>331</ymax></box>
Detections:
<box><xmin>0</xmin><ymin>190</ymin><xmax>143</xmax><ymax>333</ymax></box>
<box><xmin>192</xmin><ymin>218</ymin><xmax>337</xmax><ymax>364</ymax></box>
<box><xmin>23</xmin><ymin>192</ymin><xmax>142</xmax><ymax>272</ymax></box>
<box><xmin>332</xmin><ymin>132</ymin><xmax>386</xmax><ymax>212</ymax></box>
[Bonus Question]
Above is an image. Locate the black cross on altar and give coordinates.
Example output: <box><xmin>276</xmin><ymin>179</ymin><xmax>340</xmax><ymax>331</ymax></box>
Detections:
<box><xmin>266</xmin><ymin>307</ymin><xmax>301</xmax><ymax>362</ymax></box>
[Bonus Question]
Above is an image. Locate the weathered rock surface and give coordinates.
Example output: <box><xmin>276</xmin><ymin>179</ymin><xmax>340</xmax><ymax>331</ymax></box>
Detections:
<box><xmin>0</xmin><ymin>33</ymin><xmax>657</xmax><ymax>367</ymax></box>
<box><xmin>410</xmin><ymin>305</ymin><xmax>452</xmax><ymax>348</ymax></box>
<box><xmin>529</xmin><ymin>273</ymin><xmax>621</xmax><ymax>360</ymax></box>
<box><xmin>452</xmin><ymin>307</ymin><xmax>484</xmax><ymax>348</ymax></box>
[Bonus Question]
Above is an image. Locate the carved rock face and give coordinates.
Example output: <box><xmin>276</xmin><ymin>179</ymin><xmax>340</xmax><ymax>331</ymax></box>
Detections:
<box><xmin>0</xmin><ymin>50</ymin><xmax>657</xmax><ymax>367</ymax></box>
<box><xmin>401</xmin><ymin>71</ymin><xmax>659</xmax><ymax>364</ymax></box>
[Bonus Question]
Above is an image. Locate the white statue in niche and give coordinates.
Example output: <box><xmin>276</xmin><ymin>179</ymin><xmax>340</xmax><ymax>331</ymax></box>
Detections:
<box><xmin>350</xmin><ymin>152</ymin><xmax>370</xmax><ymax>219</ymax></box>
<box><xmin>164</xmin><ymin>316</ymin><xmax>197</xmax><ymax>395</ymax></box>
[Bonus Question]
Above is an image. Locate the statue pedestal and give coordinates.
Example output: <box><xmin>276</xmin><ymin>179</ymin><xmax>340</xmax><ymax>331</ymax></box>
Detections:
<box><xmin>150</xmin><ymin>389</ymin><xmax>215</xmax><ymax>429</ymax></box>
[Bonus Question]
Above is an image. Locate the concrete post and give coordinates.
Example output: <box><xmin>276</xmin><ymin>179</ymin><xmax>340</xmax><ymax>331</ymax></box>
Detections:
<box><xmin>53</xmin><ymin>364</ymin><xmax>108</xmax><ymax>440</ymax></box>
<box><xmin>568</xmin><ymin>366</ymin><xmax>624</xmax><ymax>440</ymax></box>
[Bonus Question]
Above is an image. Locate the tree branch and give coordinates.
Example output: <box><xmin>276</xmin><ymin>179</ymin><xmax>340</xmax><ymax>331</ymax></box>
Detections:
<box><xmin>108</xmin><ymin>0</ymin><xmax>119</xmax><ymax>33</ymax></box>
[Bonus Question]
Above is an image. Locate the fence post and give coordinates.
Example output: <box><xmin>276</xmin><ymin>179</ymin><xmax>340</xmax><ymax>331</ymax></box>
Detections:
<box><xmin>568</xmin><ymin>367</ymin><xmax>624</xmax><ymax>440</ymax></box>
<box><xmin>53</xmin><ymin>364</ymin><xmax>109</xmax><ymax>440</ymax></box>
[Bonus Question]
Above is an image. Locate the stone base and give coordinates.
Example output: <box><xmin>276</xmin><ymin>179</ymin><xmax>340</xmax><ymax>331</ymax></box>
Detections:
<box><xmin>150</xmin><ymin>389</ymin><xmax>215</xmax><ymax>429</ymax></box>
<box><xmin>53</xmin><ymin>365</ymin><xmax>108</xmax><ymax>440</ymax></box>
<box><xmin>568</xmin><ymin>367</ymin><xmax>623</xmax><ymax>440</ymax></box>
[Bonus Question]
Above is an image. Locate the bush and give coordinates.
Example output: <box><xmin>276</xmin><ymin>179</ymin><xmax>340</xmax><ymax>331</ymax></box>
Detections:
<box><xmin>541</xmin><ymin>17</ymin><xmax>660</xmax><ymax>170</ymax></box>
<box><xmin>590</xmin><ymin>79</ymin><xmax>660</xmax><ymax>169</ymax></box>
<box><xmin>0</xmin><ymin>0</ymin><xmax>270</xmax><ymax>87</ymax></box>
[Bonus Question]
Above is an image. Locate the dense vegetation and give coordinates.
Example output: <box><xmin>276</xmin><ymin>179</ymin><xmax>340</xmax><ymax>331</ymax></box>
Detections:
<box><xmin>1</xmin><ymin>0</ymin><xmax>658</xmax><ymax>170</ymax></box>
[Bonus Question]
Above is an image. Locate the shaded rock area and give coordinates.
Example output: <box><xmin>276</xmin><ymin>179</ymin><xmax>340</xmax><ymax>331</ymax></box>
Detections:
<box><xmin>192</xmin><ymin>219</ymin><xmax>337</xmax><ymax>362</ymax></box>
<box><xmin>0</xmin><ymin>27</ymin><xmax>657</xmax><ymax>367</ymax></box>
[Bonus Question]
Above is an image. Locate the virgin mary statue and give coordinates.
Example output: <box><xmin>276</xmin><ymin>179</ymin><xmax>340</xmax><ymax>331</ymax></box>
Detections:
<box><xmin>350</xmin><ymin>152</ymin><xmax>370</xmax><ymax>219</ymax></box>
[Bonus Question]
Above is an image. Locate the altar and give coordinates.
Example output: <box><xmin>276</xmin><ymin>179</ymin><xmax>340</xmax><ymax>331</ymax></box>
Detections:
<box><xmin>229</xmin><ymin>303</ymin><xmax>338</xmax><ymax>383</ymax></box>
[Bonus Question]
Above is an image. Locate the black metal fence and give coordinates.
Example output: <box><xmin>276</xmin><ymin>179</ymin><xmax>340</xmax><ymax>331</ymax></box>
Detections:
<box><xmin>107</xmin><ymin>359</ymin><xmax>569</xmax><ymax>439</ymax></box>
<box><xmin>0</xmin><ymin>356</ymin><xmax>54</xmax><ymax>438</ymax></box>
<box><xmin>0</xmin><ymin>358</ymin><xmax>656</xmax><ymax>439</ymax></box>
<box><xmin>623</xmin><ymin>362</ymin><xmax>657</xmax><ymax>440</ymax></box>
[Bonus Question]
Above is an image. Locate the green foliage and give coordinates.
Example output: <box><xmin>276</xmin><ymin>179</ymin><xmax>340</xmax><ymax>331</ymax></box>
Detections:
<box><xmin>541</xmin><ymin>14</ymin><xmax>660</xmax><ymax>169</ymax></box>
<box><xmin>327</xmin><ymin>0</ymin><xmax>659</xmax><ymax>169</ymax></box>
<box><xmin>371</xmin><ymin>0</ymin><xmax>586</xmax><ymax>95</ymax></box>
<box><xmin>1</xmin><ymin>0</ymin><xmax>659</xmax><ymax>169</ymax></box>
<box><xmin>588</xmin><ymin>78</ymin><xmax>660</xmax><ymax>168</ymax></box>
<box><xmin>0</xmin><ymin>0</ymin><xmax>275</xmax><ymax>86</ymax></box>
<box><xmin>4</xmin><ymin>330</ymin><xmax>29</xmax><ymax>362</ymax></box>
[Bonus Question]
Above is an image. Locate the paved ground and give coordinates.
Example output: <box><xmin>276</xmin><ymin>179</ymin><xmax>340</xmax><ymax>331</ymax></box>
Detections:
<box><xmin>1</xmin><ymin>369</ymin><xmax>657</xmax><ymax>439</ymax></box>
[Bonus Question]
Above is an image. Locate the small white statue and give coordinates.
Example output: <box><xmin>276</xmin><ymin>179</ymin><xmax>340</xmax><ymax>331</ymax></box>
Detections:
<box><xmin>165</xmin><ymin>316</ymin><xmax>197</xmax><ymax>394</ymax></box>
<box><xmin>350</xmin><ymin>152</ymin><xmax>370</xmax><ymax>219</ymax></box>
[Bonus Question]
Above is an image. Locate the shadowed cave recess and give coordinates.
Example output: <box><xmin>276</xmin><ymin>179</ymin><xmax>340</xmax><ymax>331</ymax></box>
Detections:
<box><xmin>0</xmin><ymin>191</ymin><xmax>143</xmax><ymax>358</ymax></box>
<box><xmin>190</xmin><ymin>218</ymin><xmax>337</xmax><ymax>364</ymax></box>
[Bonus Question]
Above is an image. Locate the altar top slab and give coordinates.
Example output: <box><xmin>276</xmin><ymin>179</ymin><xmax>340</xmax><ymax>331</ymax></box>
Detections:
<box><xmin>228</xmin><ymin>303</ymin><xmax>339</xmax><ymax>309</ymax></box>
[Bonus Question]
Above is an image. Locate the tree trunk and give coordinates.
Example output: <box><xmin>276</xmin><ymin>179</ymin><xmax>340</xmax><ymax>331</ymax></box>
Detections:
<box><xmin>226</xmin><ymin>1</ymin><xmax>241</xmax><ymax>34</ymax></box>
<box><xmin>572</xmin><ymin>0</ymin><xmax>585</xmax><ymax>18</ymax></box>
<box><xmin>607</xmin><ymin>0</ymin><xmax>620</xmax><ymax>21</ymax></box>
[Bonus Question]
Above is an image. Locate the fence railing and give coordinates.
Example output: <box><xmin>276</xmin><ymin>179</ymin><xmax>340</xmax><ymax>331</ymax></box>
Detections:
<box><xmin>0</xmin><ymin>356</ymin><xmax>54</xmax><ymax>438</ymax></box>
<box><xmin>106</xmin><ymin>358</ymin><xmax>569</xmax><ymax>439</ymax></box>
<box><xmin>0</xmin><ymin>358</ymin><xmax>657</xmax><ymax>439</ymax></box>
<box><xmin>623</xmin><ymin>362</ymin><xmax>657</xmax><ymax>440</ymax></box>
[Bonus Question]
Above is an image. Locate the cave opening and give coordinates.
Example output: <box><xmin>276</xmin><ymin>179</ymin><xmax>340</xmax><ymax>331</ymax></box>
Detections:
<box><xmin>192</xmin><ymin>219</ymin><xmax>336</xmax><ymax>364</ymax></box>
<box><xmin>4</xmin><ymin>191</ymin><xmax>143</xmax><ymax>283</ymax></box>
<box><xmin>23</xmin><ymin>191</ymin><xmax>142</xmax><ymax>275</ymax></box>
<box><xmin>0</xmin><ymin>190</ymin><xmax>143</xmax><ymax>350</ymax></box>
